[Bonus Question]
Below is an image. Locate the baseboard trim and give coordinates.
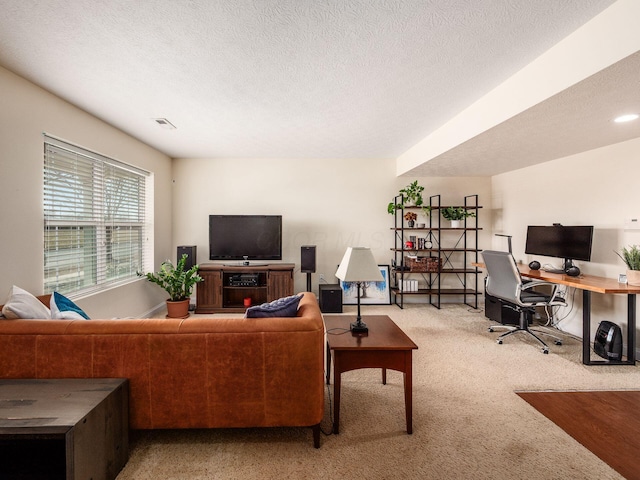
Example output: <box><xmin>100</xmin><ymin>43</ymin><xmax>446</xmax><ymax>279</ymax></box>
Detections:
<box><xmin>140</xmin><ymin>302</ymin><xmax>166</xmax><ymax>319</ymax></box>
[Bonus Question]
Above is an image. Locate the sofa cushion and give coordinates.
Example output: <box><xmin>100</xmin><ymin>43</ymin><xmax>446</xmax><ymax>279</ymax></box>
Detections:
<box><xmin>50</xmin><ymin>292</ymin><xmax>90</xmax><ymax>320</ymax></box>
<box><xmin>1</xmin><ymin>285</ymin><xmax>51</xmax><ymax>319</ymax></box>
<box><xmin>245</xmin><ymin>294</ymin><xmax>303</xmax><ymax>318</ymax></box>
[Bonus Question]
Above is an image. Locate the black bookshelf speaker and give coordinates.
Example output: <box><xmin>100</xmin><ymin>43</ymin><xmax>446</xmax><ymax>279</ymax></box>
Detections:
<box><xmin>565</xmin><ymin>265</ymin><xmax>581</xmax><ymax>277</ymax></box>
<box><xmin>301</xmin><ymin>245</ymin><xmax>316</xmax><ymax>273</ymax></box>
<box><xmin>177</xmin><ymin>245</ymin><xmax>197</xmax><ymax>271</ymax></box>
<box><xmin>594</xmin><ymin>320</ymin><xmax>623</xmax><ymax>361</ymax></box>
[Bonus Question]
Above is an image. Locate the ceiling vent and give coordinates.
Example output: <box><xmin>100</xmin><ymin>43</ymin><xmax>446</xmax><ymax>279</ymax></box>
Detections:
<box><xmin>153</xmin><ymin>118</ymin><xmax>176</xmax><ymax>129</ymax></box>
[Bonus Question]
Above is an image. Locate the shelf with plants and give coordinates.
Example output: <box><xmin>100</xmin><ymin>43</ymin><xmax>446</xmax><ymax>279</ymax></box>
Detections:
<box><xmin>390</xmin><ymin>191</ymin><xmax>482</xmax><ymax>309</ymax></box>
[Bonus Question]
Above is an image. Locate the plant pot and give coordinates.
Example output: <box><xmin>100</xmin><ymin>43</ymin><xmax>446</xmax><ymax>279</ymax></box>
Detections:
<box><xmin>450</xmin><ymin>220</ymin><xmax>462</xmax><ymax>228</ymax></box>
<box><xmin>407</xmin><ymin>220</ymin><xmax>415</xmax><ymax>228</ymax></box>
<box><xmin>166</xmin><ymin>298</ymin><xmax>190</xmax><ymax>318</ymax></box>
<box><xmin>627</xmin><ymin>270</ymin><xmax>640</xmax><ymax>286</ymax></box>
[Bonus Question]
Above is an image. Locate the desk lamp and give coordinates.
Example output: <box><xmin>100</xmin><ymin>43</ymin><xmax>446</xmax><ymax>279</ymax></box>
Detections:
<box><xmin>335</xmin><ymin>247</ymin><xmax>383</xmax><ymax>334</ymax></box>
<box><xmin>495</xmin><ymin>233</ymin><xmax>512</xmax><ymax>253</ymax></box>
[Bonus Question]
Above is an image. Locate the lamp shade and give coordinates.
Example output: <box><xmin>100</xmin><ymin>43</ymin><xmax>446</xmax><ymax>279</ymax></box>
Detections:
<box><xmin>335</xmin><ymin>247</ymin><xmax>383</xmax><ymax>283</ymax></box>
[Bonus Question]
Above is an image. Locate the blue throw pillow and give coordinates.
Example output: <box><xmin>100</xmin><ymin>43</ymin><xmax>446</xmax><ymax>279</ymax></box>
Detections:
<box><xmin>245</xmin><ymin>294</ymin><xmax>303</xmax><ymax>318</ymax></box>
<box><xmin>50</xmin><ymin>292</ymin><xmax>90</xmax><ymax>320</ymax></box>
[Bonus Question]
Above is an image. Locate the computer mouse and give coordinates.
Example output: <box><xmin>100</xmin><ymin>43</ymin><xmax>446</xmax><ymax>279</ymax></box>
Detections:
<box><xmin>528</xmin><ymin>261</ymin><xmax>541</xmax><ymax>270</ymax></box>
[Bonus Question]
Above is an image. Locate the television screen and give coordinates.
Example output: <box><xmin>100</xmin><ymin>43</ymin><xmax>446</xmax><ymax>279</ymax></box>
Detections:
<box><xmin>209</xmin><ymin>215</ymin><xmax>282</xmax><ymax>261</ymax></box>
<box><xmin>525</xmin><ymin>225</ymin><xmax>594</xmax><ymax>262</ymax></box>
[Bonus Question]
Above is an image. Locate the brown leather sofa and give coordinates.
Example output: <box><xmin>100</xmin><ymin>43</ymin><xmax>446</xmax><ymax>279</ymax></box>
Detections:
<box><xmin>0</xmin><ymin>292</ymin><xmax>325</xmax><ymax>447</ymax></box>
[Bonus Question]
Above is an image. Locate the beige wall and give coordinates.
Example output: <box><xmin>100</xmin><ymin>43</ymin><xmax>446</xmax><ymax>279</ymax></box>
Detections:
<box><xmin>491</xmin><ymin>136</ymin><xmax>640</xmax><ymax>351</ymax></box>
<box><xmin>0</xmin><ymin>66</ymin><xmax>173</xmax><ymax>318</ymax></box>
<box><xmin>172</xmin><ymin>157</ymin><xmax>492</xmax><ymax>297</ymax></box>
<box><xmin>0</xmin><ymin>62</ymin><xmax>493</xmax><ymax>317</ymax></box>
<box><xmin>10</xmin><ymin>56</ymin><xmax>635</xmax><ymax>338</ymax></box>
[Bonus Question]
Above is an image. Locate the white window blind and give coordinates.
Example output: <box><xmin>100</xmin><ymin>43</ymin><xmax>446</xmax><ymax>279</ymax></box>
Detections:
<box><xmin>43</xmin><ymin>135</ymin><xmax>151</xmax><ymax>296</ymax></box>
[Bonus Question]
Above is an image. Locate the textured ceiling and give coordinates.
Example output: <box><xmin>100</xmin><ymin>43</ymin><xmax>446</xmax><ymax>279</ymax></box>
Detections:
<box><xmin>0</xmin><ymin>0</ymin><xmax>629</xmax><ymax>175</ymax></box>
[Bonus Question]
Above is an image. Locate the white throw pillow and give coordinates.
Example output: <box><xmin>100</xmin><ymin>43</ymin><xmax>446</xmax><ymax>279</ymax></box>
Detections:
<box><xmin>1</xmin><ymin>285</ymin><xmax>51</xmax><ymax>319</ymax></box>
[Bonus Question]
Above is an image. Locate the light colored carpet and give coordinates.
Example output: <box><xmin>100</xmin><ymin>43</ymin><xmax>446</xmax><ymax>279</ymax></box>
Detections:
<box><xmin>117</xmin><ymin>303</ymin><xmax>640</xmax><ymax>479</ymax></box>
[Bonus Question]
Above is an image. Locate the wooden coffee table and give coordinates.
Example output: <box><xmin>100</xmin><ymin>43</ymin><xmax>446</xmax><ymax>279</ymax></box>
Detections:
<box><xmin>324</xmin><ymin>315</ymin><xmax>418</xmax><ymax>434</ymax></box>
<box><xmin>0</xmin><ymin>378</ymin><xmax>129</xmax><ymax>480</ymax></box>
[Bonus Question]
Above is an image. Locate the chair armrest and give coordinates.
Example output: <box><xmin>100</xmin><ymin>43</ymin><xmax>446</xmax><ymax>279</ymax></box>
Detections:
<box><xmin>520</xmin><ymin>280</ymin><xmax>565</xmax><ymax>306</ymax></box>
<box><xmin>521</xmin><ymin>280</ymin><xmax>559</xmax><ymax>294</ymax></box>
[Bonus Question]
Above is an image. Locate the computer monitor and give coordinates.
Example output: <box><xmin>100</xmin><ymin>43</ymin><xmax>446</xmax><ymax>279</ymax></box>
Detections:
<box><xmin>525</xmin><ymin>225</ymin><xmax>594</xmax><ymax>273</ymax></box>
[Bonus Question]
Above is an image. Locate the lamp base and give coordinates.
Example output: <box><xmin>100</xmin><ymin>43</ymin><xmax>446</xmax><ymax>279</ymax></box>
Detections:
<box><xmin>350</xmin><ymin>320</ymin><xmax>368</xmax><ymax>335</ymax></box>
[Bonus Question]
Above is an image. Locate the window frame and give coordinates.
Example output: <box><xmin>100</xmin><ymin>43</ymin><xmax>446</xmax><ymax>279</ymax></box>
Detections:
<box><xmin>43</xmin><ymin>134</ymin><xmax>152</xmax><ymax>297</ymax></box>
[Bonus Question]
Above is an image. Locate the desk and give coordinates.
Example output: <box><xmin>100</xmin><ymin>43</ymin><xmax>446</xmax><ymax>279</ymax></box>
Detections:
<box><xmin>475</xmin><ymin>263</ymin><xmax>639</xmax><ymax>365</ymax></box>
<box><xmin>324</xmin><ymin>315</ymin><xmax>418</xmax><ymax>434</ymax></box>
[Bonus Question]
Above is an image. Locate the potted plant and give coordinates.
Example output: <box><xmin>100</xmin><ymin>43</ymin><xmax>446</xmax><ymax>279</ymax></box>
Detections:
<box><xmin>404</xmin><ymin>211</ymin><xmax>417</xmax><ymax>227</ymax></box>
<box><xmin>616</xmin><ymin>245</ymin><xmax>640</xmax><ymax>286</ymax></box>
<box><xmin>388</xmin><ymin>181</ymin><xmax>431</xmax><ymax>216</ymax></box>
<box><xmin>441</xmin><ymin>206</ymin><xmax>476</xmax><ymax>228</ymax></box>
<box><xmin>138</xmin><ymin>254</ymin><xmax>203</xmax><ymax>318</ymax></box>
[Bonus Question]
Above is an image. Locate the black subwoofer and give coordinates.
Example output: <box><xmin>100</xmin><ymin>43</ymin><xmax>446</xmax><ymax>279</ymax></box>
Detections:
<box><xmin>319</xmin><ymin>284</ymin><xmax>342</xmax><ymax>313</ymax></box>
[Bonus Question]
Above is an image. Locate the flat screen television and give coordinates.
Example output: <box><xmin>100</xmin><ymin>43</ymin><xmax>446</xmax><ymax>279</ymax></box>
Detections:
<box><xmin>525</xmin><ymin>225</ymin><xmax>594</xmax><ymax>271</ymax></box>
<box><xmin>209</xmin><ymin>215</ymin><xmax>282</xmax><ymax>261</ymax></box>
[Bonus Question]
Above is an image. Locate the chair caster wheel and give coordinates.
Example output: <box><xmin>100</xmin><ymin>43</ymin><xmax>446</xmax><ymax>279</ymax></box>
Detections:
<box><xmin>555</xmin><ymin>341</ymin><xmax>562</xmax><ymax>345</ymax></box>
<box><xmin>488</xmin><ymin>327</ymin><xmax>494</xmax><ymax>333</ymax></box>
<box><xmin>497</xmin><ymin>340</ymin><xmax>503</xmax><ymax>344</ymax></box>
<box><xmin>543</xmin><ymin>349</ymin><xmax>549</xmax><ymax>354</ymax></box>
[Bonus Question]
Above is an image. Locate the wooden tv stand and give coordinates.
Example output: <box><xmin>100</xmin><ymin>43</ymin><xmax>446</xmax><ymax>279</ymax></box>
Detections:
<box><xmin>196</xmin><ymin>263</ymin><xmax>295</xmax><ymax>313</ymax></box>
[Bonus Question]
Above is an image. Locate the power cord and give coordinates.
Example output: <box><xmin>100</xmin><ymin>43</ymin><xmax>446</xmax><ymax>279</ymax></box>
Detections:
<box><xmin>539</xmin><ymin>285</ymin><xmax>568</xmax><ymax>327</ymax></box>
<box><xmin>320</xmin><ymin>380</ymin><xmax>334</xmax><ymax>437</ymax></box>
<box><xmin>554</xmin><ymin>287</ymin><xmax>578</xmax><ymax>324</ymax></box>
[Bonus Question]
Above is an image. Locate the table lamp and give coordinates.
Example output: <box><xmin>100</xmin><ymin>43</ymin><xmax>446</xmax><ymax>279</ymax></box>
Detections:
<box><xmin>335</xmin><ymin>247</ymin><xmax>383</xmax><ymax>334</ymax></box>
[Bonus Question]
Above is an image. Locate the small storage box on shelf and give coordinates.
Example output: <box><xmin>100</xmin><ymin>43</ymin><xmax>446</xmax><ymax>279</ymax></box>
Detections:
<box><xmin>405</xmin><ymin>256</ymin><xmax>441</xmax><ymax>273</ymax></box>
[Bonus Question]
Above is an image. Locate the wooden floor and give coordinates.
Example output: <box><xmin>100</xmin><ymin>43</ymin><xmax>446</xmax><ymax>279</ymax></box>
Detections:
<box><xmin>517</xmin><ymin>390</ymin><xmax>640</xmax><ymax>480</ymax></box>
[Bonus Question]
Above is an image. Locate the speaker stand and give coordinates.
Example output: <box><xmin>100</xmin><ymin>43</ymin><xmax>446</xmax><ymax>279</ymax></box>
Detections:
<box><xmin>306</xmin><ymin>272</ymin><xmax>312</xmax><ymax>292</ymax></box>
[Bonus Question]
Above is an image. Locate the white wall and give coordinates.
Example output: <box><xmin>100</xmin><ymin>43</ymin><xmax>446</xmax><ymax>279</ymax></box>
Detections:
<box><xmin>0</xmin><ymin>66</ymin><xmax>173</xmax><ymax>318</ymax></box>
<box><xmin>491</xmin><ymin>137</ymin><xmax>640</xmax><ymax>348</ymax></box>
<box><xmin>172</xmin><ymin>157</ymin><xmax>492</xmax><ymax>297</ymax></box>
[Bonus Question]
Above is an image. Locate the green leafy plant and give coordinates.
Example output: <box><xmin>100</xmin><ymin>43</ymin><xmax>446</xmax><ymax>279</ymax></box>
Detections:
<box><xmin>441</xmin><ymin>207</ymin><xmax>476</xmax><ymax>221</ymax></box>
<box><xmin>138</xmin><ymin>254</ymin><xmax>203</xmax><ymax>301</ymax></box>
<box><xmin>388</xmin><ymin>181</ymin><xmax>431</xmax><ymax>215</ymax></box>
<box><xmin>616</xmin><ymin>245</ymin><xmax>640</xmax><ymax>271</ymax></box>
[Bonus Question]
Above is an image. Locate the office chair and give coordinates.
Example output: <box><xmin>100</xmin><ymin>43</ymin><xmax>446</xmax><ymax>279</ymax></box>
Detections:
<box><xmin>482</xmin><ymin>250</ymin><xmax>566</xmax><ymax>354</ymax></box>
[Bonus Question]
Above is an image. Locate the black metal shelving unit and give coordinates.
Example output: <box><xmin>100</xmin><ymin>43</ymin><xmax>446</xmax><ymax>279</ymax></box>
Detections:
<box><xmin>391</xmin><ymin>194</ymin><xmax>482</xmax><ymax>309</ymax></box>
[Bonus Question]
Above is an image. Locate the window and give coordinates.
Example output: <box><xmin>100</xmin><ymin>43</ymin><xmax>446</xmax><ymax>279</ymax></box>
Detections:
<box><xmin>43</xmin><ymin>135</ymin><xmax>152</xmax><ymax>296</ymax></box>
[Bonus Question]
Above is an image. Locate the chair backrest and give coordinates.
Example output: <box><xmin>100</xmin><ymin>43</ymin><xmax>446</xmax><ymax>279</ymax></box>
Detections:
<box><xmin>482</xmin><ymin>250</ymin><xmax>523</xmax><ymax>304</ymax></box>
